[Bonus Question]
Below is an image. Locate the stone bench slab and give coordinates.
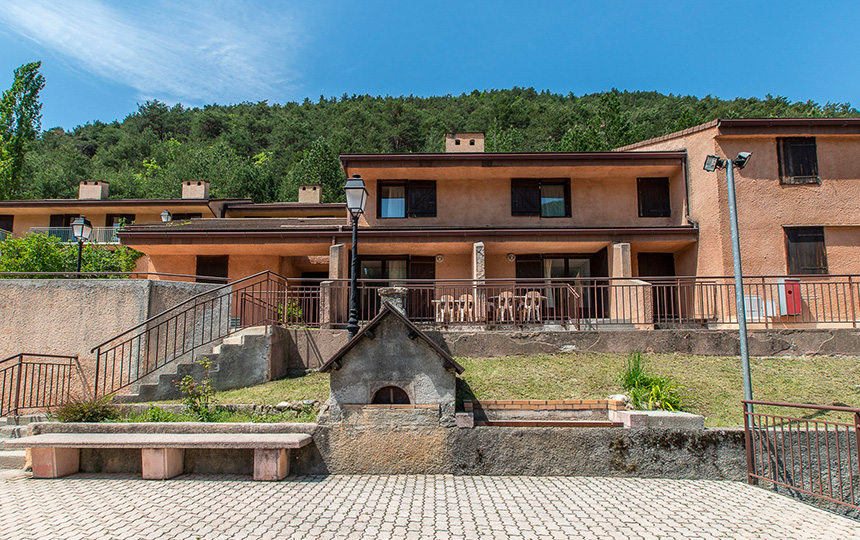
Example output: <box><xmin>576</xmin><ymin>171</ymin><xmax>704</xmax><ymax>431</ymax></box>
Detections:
<box><xmin>4</xmin><ymin>433</ymin><xmax>313</xmax><ymax>450</ymax></box>
<box><xmin>6</xmin><ymin>433</ymin><xmax>313</xmax><ymax>481</ymax></box>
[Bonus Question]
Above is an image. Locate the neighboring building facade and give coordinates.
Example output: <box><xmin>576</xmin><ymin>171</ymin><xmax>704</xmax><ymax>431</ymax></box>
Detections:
<box><xmin>618</xmin><ymin>118</ymin><xmax>860</xmax><ymax>278</ymax></box>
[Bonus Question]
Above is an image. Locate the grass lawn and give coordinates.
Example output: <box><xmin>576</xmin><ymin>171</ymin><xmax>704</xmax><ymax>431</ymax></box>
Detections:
<box><xmin>185</xmin><ymin>353</ymin><xmax>860</xmax><ymax>427</ymax></box>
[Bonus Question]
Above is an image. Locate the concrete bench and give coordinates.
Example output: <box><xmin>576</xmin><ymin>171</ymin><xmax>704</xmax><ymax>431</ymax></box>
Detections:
<box><xmin>4</xmin><ymin>433</ymin><xmax>313</xmax><ymax>481</ymax></box>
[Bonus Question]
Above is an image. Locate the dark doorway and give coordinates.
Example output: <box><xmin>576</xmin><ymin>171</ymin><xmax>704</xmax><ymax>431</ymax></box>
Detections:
<box><xmin>196</xmin><ymin>255</ymin><xmax>229</xmax><ymax>284</ymax></box>
<box><xmin>408</xmin><ymin>256</ymin><xmax>436</xmax><ymax>321</ymax></box>
<box><xmin>299</xmin><ymin>272</ymin><xmax>328</xmax><ymax>326</ymax></box>
<box><xmin>637</xmin><ymin>253</ymin><xmax>677</xmax><ymax>323</ymax></box>
<box><xmin>371</xmin><ymin>386</ymin><xmax>411</xmax><ymax>405</ymax></box>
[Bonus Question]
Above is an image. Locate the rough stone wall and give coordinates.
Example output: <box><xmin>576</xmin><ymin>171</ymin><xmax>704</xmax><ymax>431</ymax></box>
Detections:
<box><xmin>31</xmin><ymin>422</ymin><xmax>746</xmax><ymax>480</ymax></box>
<box><xmin>279</xmin><ymin>328</ymin><xmax>860</xmax><ymax>370</ymax></box>
<box><xmin>327</xmin><ymin>316</ymin><xmax>458</xmax><ymax>423</ymax></box>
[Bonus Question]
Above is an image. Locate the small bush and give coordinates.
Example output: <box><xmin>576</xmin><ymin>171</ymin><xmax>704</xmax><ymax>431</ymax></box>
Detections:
<box><xmin>620</xmin><ymin>353</ymin><xmax>685</xmax><ymax>412</ymax></box>
<box><xmin>134</xmin><ymin>404</ymin><xmax>179</xmax><ymax>422</ymax></box>
<box><xmin>176</xmin><ymin>357</ymin><xmax>217</xmax><ymax>421</ymax></box>
<box><xmin>52</xmin><ymin>394</ymin><xmax>119</xmax><ymax>422</ymax></box>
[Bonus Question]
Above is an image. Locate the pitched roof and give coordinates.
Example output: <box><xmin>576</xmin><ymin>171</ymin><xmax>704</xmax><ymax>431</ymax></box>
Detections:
<box><xmin>319</xmin><ymin>304</ymin><xmax>465</xmax><ymax>374</ymax></box>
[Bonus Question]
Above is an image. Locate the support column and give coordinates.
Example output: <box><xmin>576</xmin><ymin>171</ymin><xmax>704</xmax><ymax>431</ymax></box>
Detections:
<box><xmin>31</xmin><ymin>447</ymin><xmax>80</xmax><ymax>478</ymax></box>
<box><xmin>611</xmin><ymin>243</ymin><xmax>632</xmax><ymax>278</ymax></box>
<box><xmin>254</xmin><ymin>448</ymin><xmax>289</xmax><ymax>481</ymax></box>
<box><xmin>472</xmin><ymin>243</ymin><xmax>486</xmax><ymax>321</ymax></box>
<box><xmin>609</xmin><ymin>243</ymin><xmax>652</xmax><ymax>328</ymax></box>
<box><xmin>141</xmin><ymin>448</ymin><xmax>185</xmax><ymax>479</ymax></box>
<box><xmin>328</xmin><ymin>244</ymin><xmax>349</xmax><ymax>326</ymax></box>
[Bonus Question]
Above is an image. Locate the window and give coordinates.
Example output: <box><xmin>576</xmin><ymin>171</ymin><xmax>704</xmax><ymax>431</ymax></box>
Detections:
<box><xmin>196</xmin><ymin>255</ymin><xmax>229</xmax><ymax>283</ymax></box>
<box><xmin>637</xmin><ymin>178</ymin><xmax>671</xmax><ymax>217</ymax></box>
<box><xmin>106</xmin><ymin>214</ymin><xmax>135</xmax><ymax>228</ymax></box>
<box><xmin>778</xmin><ymin>137</ymin><xmax>819</xmax><ymax>185</ymax></box>
<box><xmin>378</xmin><ymin>180</ymin><xmax>436</xmax><ymax>218</ymax></box>
<box><xmin>172</xmin><ymin>213</ymin><xmax>203</xmax><ymax>220</ymax></box>
<box><xmin>0</xmin><ymin>215</ymin><xmax>13</xmax><ymax>233</ymax></box>
<box><xmin>785</xmin><ymin>227</ymin><xmax>828</xmax><ymax>274</ymax></box>
<box><xmin>511</xmin><ymin>179</ymin><xmax>570</xmax><ymax>217</ymax></box>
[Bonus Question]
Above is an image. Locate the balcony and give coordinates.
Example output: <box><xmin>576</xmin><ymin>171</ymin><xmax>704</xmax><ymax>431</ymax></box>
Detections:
<box><xmin>29</xmin><ymin>227</ymin><xmax>120</xmax><ymax>244</ymax></box>
<box><xmin>0</xmin><ymin>229</ymin><xmax>9</xmax><ymax>242</ymax></box>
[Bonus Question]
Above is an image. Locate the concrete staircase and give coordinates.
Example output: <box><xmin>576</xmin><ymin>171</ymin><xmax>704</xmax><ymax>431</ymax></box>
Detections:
<box><xmin>118</xmin><ymin>326</ymin><xmax>274</xmax><ymax>402</ymax></box>
<box><xmin>0</xmin><ymin>414</ymin><xmax>46</xmax><ymax>469</ymax></box>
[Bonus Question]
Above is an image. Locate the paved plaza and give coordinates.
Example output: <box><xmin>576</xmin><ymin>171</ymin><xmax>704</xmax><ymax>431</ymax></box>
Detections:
<box><xmin>0</xmin><ymin>470</ymin><xmax>857</xmax><ymax>540</ymax></box>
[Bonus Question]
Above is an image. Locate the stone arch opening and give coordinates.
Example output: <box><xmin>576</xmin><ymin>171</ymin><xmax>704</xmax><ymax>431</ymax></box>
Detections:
<box><xmin>371</xmin><ymin>385</ymin><xmax>410</xmax><ymax>405</ymax></box>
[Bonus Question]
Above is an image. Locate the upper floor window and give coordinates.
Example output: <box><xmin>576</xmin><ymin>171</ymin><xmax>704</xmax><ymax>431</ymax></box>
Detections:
<box><xmin>637</xmin><ymin>177</ymin><xmax>671</xmax><ymax>217</ymax></box>
<box><xmin>106</xmin><ymin>214</ymin><xmax>135</xmax><ymax>228</ymax></box>
<box><xmin>172</xmin><ymin>213</ymin><xmax>203</xmax><ymax>221</ymax></box>
<box><xmin>0</xmin><ymin>215</ymin><xmax>13</xmax><ymax>233</ymax></box>
<box><xmin>785</xmin><ymin>227</ymin><xmax>828</xmax><ymax>274</ymax></box>
<box><xmin>778</xmin><ymin>137</ymin><xmax>819</xmax><ymax>185</ymax></box>
<box><xmin>511</xmin><ymin>179</ymin><xmax>571</xmax><ymax>218</ymax></box>
<box><xmin>378</xmin><ymin>180</ymin><xmax>436</xmax><ymax>218</ymax></box>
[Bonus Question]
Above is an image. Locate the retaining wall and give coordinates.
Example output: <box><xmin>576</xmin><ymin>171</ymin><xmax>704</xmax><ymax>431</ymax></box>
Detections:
<box><xmin>28</xmin><ymin>422</ymin><xmax>746</xmax><ymax>480</ymax></box>
<box><xmin>0</xmin><ymin>279</ymin><xmax>219</xmax><ymax>363</ymax></box>
<box><xmin>280</xmin><ymin>328</ymin><xmax>860</xmax><ymax>370</ymax></box>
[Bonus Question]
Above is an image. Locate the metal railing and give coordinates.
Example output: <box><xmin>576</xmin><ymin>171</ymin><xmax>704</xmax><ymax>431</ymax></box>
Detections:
<box><xmin>0</xmin><ymin>228</ymin><xmax>9</xmax><ymax>241</ymax></box>
<box><xmin>90</xmin><ymin>271</ymin><xmax>292</xmax><ymax>397</ymax></box>
<box><xmin>744</xmin><ymin>400</ymin><xmax>860</xmax><ymax>513</ymax></box>
<box><xmin>0</xmin><ymin>354</ymin><xmax>85</xmax><ymax>417</ymax></box>
<box><xmin>29</xmin><ymin>226</ymin><xmax>120</xmax><ymax>244</ymax></box>
<box><xmin>0</xmin><ymin>271</ymin><xmax>230</xmax><ymax>282</ymax></box>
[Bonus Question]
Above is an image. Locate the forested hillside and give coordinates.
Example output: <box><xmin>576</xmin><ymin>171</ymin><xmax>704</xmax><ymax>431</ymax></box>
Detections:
<box><xmin>21</xmin><ymin>88</ymin><xmax>859</xmax><ymax>203</ymax></box>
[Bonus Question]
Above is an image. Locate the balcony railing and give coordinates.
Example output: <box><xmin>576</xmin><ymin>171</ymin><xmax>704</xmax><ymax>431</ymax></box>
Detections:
<box><xmin>29</xmin><ymin>227</ymin><xmax>120</xmax><ymax>244</ymax></box>
<box><xmin>0</xmin><ymin>228</ymin><xmax>9</xmax><ymax>241</ymax></box>
<box><xmin>304</xmin><ymin>275</ymin><xmax>860</xmax><ymax>330</ymax></box>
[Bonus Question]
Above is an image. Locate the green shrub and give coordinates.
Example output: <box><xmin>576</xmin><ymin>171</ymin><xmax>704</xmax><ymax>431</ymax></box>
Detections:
<box><xmin>135</xmin><ymin>404</ymin><xmax>178</xmax><ymax>422</ymax></box>
<box><xmin>51</xmin><ymin>394</ymin><xmax>119</xmax><ymax>422</ymax></box>
<box><xmin>620</xmin><ymin>352</ymin><xmax>685</xmax><ymax>411</ymax></box>
<box><xmin>176</xmin><ymin>357</ymin><xmax>217</xmax><ymax>421</ymax></box>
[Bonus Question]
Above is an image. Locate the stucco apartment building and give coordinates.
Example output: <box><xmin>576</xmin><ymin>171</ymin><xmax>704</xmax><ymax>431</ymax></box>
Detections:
<box><xmin>5</xmin><ymin>120</ymin><xmax>860</xmax><ymax>327</ymax></box>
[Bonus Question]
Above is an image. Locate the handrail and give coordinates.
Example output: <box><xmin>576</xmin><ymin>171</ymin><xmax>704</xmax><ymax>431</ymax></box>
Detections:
<box><xmin>89</xmin><ymin>270</ymin><xmax>284</xmax><ymax>352</ymax></box>
<box><xmin>743</xmin><ymin>399</ymin><xmax>860</xmax><ymax>414</ymax></box>
<box><xmin>0</xmin><ymin>353</ymin><xmax>81</xmax><ymax>416</ymax></box>
<box><xmin>0</xmin><ymin>352</ymin><xmax>79</xmax><ymax>365</ymax></box>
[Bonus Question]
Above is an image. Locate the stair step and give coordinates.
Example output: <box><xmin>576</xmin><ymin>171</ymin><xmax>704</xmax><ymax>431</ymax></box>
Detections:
<box><xmin>0</xmin><ymin>450</ymin><xmax>25</xmax><ymax>469</ymax></box>
<box><xmin>0</xmin><ymin>425</ymin><xmax>25</xmax><ymax>439</ymax></box>
<box><xmin>2</xmin><ymin>414</ymin><xmax>47</xmax><ymax>426</ymax></box>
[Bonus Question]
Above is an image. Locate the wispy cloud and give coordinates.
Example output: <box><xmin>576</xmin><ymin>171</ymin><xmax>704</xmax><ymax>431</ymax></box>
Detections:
<box><xmin>0</xmin><ymin>0</ymin><xmax>298</xmax><ymax>104</ymax></box>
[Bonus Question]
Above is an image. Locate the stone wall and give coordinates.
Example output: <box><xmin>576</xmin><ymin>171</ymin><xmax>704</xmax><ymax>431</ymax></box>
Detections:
<box><xmin>280</xmin><ymin>327</ymin><xmax>860</xmax><ymax>370</ymax></box>
<box><xmin>0</xmin><ymin>279</ymin><xmax>219</xmax><ymax>363</ymax></box>
<box><xmin>30</xmin><ymin>422</ymin><xmax>746</xmax><ymax>480</ymax></box>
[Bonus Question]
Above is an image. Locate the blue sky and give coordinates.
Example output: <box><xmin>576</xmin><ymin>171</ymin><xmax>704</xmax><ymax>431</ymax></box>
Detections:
<box><xmin>1</xmin><ymin>1</ymin><xmax>858</xmax><ymax>130</ymax></box>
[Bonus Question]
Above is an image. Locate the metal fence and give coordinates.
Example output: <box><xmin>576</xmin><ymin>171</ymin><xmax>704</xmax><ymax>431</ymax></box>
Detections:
<box><xmin>90</xmin><ymin>271</ymin><xmax>290</xmax><ymax>398</ymax></box>
<box><xmin>744</xmin><ymin>400</ymin><xmax>860</xmax><ymax>513</ymax></box>
<box><xmin>0</xmin><ymin>354</ymin><xmax>85</xmax><ymax>416</ymax></box>
<box><xmin>29</xmin><ymin>227</ymin><xmax>120</xmax><ymax>244</ymax></box>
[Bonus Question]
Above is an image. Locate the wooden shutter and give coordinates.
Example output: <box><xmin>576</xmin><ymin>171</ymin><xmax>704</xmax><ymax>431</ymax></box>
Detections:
<box><xmin>637</xmin><ymin>178</ymin><xmax>671</xmax><ymax>217</ymax></box>
<box><xmin>196</xmin><ymin>255</ymin><xmax>229</xmax><ymax>283</ymax></box>
<box><xmin>511</xmin><ymin>179</ymin><xmax>540</xmax><ymax>216</ymax></box>
<box><xmin>778</xmin><ymin>138</ymin><xmax>819</xmax><ymax>184</ymax></box>
<box><xmin>407</xmin><ymin>181</ymin><xmax>436</xmax><ymax>217</ymax></box>
<box><xmin>785</xmin><ymin>227</ymin><xmax>828</xmax><ymax>274</ymax></box>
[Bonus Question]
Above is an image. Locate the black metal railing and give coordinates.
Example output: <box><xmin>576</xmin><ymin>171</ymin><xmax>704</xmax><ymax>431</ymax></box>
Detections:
<box><xmin>744</xmin><ymin>400</ymin><xmax>860</xmax><ymax>513</ymax></box>
<box><xmin>0</xmin><ymin>354</ymin><xmax>85</xmax><ymax>416</ymax></box>
<box><xmin>90</xmin><ymin>271</ymin><xmax>291</xmax><ymax>398</ymax></box>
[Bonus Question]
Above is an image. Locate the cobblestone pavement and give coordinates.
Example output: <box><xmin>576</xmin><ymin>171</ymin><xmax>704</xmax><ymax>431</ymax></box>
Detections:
<box><xmin>1</xmin><ymin>470</ymin><xmax>858</xmax><ymax>539</ymax></box>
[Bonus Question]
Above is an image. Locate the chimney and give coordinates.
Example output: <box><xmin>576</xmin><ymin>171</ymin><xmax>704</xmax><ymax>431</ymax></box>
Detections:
<box><xmin>78</xmin><ymin>180</ymin><xmax>109</xmax><ymax>200</ymax></box>
<box><xmin>298</xmin><ymin>184</ymin><xmax>322</xmax><ymax>204</ymax></box>
<box><xmin>182</xmin><ymin>180</ymin><xmax>210</xmax><ymax>199</ymax></box>
<box><xmin>445</xmin><ymin>132</ymin><xmax>485</xmax><ymax>153</ymax></box>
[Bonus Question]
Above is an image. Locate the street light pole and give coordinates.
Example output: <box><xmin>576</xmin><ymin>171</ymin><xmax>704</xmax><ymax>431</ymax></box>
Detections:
<box><xmin>726</xmin><ymin>159</ymin><xmax>752</xmax><ymax>403</ymax></box>
<box><xmin>704</xmin><ymin>152</ymin><xmax>753</xmax><ymax>405</ymax></box>
<box><xmin>70</xmin><ymin>215</ymin><xmax>93</xmax><ymax>278</ymax></box>
<box><xmin>347</xmin><ymin>210</ymin><xmax>360</xmax><ymax>339</ymax></box>
<box><xmin>343</xmin><ymin>175</ymin><xmax>368</xmax><ymax>339</ymax></box>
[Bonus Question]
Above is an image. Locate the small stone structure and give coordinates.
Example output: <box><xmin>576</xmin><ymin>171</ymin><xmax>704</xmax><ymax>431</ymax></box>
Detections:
<box><xmin>319</xmin><ymin>292</ymin><xmax>464</xmax><ymax>427</ymax></box>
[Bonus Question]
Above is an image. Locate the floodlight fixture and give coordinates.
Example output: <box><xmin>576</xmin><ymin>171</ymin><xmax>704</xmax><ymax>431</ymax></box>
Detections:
<box><xmin>703</xmin><ymin>155</ymin><xmax>726</xmax><ymax>172</ymax></box>
<box><xmin>161</xmin><ymin>210</ymin><xmax>172</xmax><ymax>222</ymax></box>
<box><xmin>734</xmin><ymin>152</ymin><xmax>752</xmax><ymax>169</ymax></box>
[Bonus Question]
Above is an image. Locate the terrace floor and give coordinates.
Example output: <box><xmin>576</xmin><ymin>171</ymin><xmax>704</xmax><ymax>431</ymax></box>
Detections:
<box><xmin>1</xmin><ymin>471</ymin><xmax>857</xmax><ymax>539</ymax></box>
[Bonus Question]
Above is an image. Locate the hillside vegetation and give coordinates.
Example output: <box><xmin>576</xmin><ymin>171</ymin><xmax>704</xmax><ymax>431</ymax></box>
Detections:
<box><xmin>21</xmin><ymin>89</ymin><xmax>859</xmax><ymax>204</ymax></box>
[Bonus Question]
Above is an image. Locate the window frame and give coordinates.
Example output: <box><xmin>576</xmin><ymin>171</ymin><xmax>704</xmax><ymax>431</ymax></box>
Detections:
<box><xmin>510</xmin><ymin>178</ymin><xmax>571</xmax><ymax>218</ymax></box>
<box><xmin>785</xmin><ymin>226</ymin><xmax>828</xmax><ymax>275</ymax></box>
<box><xmin>778</xmin><ymin>137</ymin><xmax>820</xmax><ymax>185</ymax></box>
<box><xmin>377</xmin><ymin>180</ymin><xmax>437</xmax><ymax>219</ymax></box>
<box><xmin>637</xmin><ymin>177</ymin><xmax>672</xmax><ymax>218</ymax></box>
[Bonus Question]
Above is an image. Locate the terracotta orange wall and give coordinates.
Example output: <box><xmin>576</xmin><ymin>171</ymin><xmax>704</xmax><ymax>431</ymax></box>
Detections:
<box><xmin>825</xmin><ymin>227</ymin><xmax>860</xmax><ymax>274</ymax></box>
<box><xmin>717</xmin><ymin>135</ymin><xmax>860</xmax><ymax>275</ymax></box>
<box><xmin>348</xmin><ymin>162</ymin><xmax>686</xmax><ymax>229</ymax></box>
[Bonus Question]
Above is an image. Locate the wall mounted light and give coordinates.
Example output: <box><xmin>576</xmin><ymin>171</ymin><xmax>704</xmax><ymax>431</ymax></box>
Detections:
<box><xmin>435</xmin><ymin>254</ymin><xmax>444</xmax><ymax>263</ymax></box>
<box><xmin>507</xmin><ymin>253</ymin><xmax>516</xmax><ymax>262</ymax></box>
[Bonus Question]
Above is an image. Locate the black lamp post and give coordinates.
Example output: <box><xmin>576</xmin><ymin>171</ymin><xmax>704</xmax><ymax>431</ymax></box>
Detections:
<box><xmin>343</xmin><ymin>174</ymin><xmax>368</xmax><ymax>339</ymax></box>
<box><xmin>71</xmin><ymin>215</ymin><xmax>93</xmax><ymax>275</ymax></box>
